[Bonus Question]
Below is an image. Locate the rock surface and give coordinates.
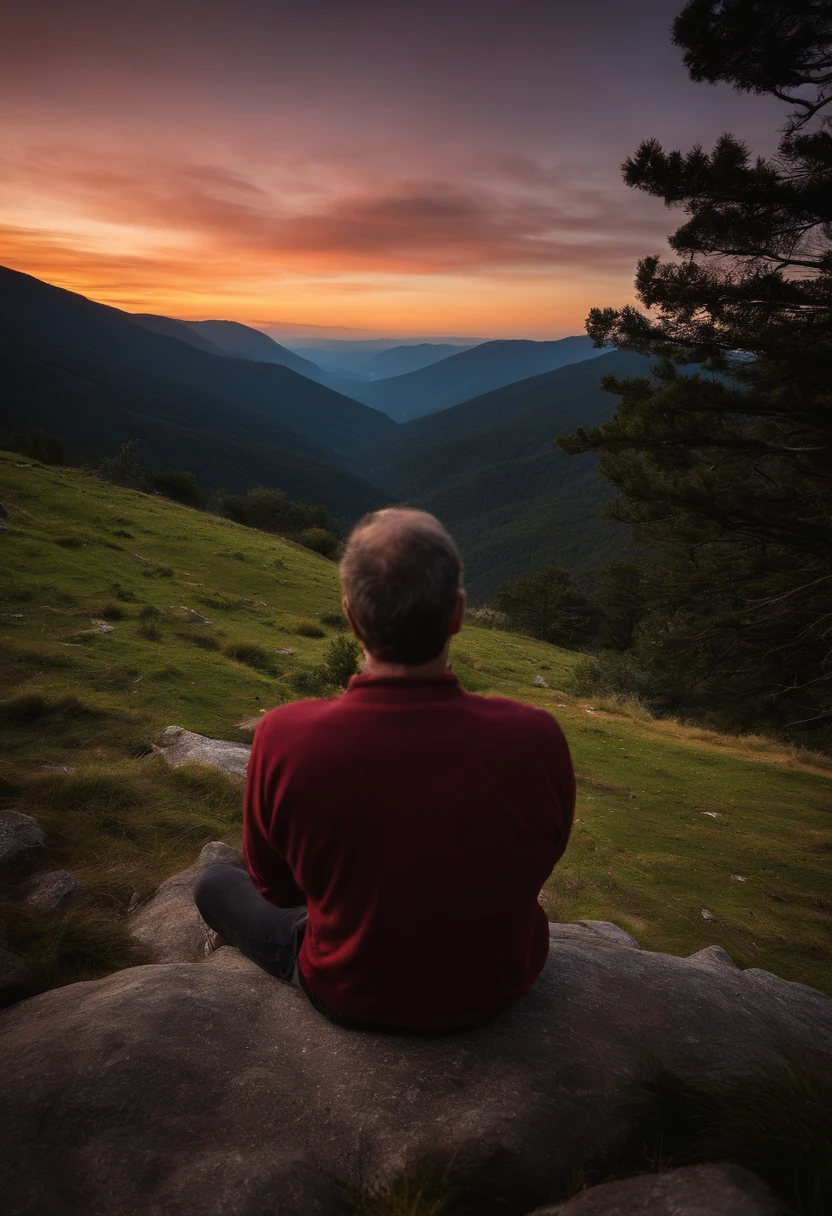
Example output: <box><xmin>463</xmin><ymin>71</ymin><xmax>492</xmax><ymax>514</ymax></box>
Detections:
<box><xmin>0</xmin><ymin>810</ymin><xmax>47</xmax><ymax>881</ymax></box>
<box><xmin>17</xmin><ymin>869</ymin><xmax>90</xmax><ymax>914</ymax></box>
<box><xmin>0</xmin><ymin>947</ymin><xmax>35</xmax><ymax>1009</ymax></box>
<box><xmin>152</xmin><ymin>725</ymin><xmax>251</xmax><ymax>779</ymax></box>
<box><xmin>1</xmin><ymin>924</ymin><xmax>828</xmax><ymax>1216</ymax></box>
<box><xmin>529</xmin><ymin>1164</ymin><xmax>789</xmax><ymax>1215</ymax></box>
<box><xmin>127</xmin><ymin>841</ymin><xmax>245</xmax><ymax>963</ymax></box>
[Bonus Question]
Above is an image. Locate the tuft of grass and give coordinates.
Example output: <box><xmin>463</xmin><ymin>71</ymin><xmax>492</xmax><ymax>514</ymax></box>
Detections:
<box><xmin>177</xmin><ymin>629</ymin><xmax>221</xmax><ymax>651</ymax></box>
<box><xmin>626</xmin><ymin>1064</ymin><xmax>832</xmax><ymax>1216</ymax></box>
<box><xmin>165</xmin><ymin>764</ymin><xmax>242</xmax><ymax>820</ymax></box>
<box><xmin>293</xmin><ymin>617</ymin><xmax>326</xmax><ymax>638</ymax></box>
<box><xmin>54</xmin><ymin>535</ymin><xmax>85</xmax><ymax>548</ymax></box>
<box><xmin>320</xmin><ymin>611</ymin><xmax>349</xmax><ymax>629</ymax></box>
<box><xmin>222</xmin><ymin>639</ymin><xmax>278</xmax><ymax>672</ymax></box>
<box><xmin>288</xmin><ymin>666</ymin><xmax>332</xmax><ymax>697</ymax></box>
<box><xmin>138</xmin><ymin>623</ymin><xmax>162</xmax><ymax>641</ymax></box>
<box><xmin>0</xmin><ymin>692</ymin><xmax>101</xmax><ymax>726</ymax></box>
<box><xmin>110</xmin><ymin>582</ymin><xmax>138</xmax><ymax>601</ymax></box>
<box><xmin>98</xmin><ymin>602</ymin><xmax>126</xmax><ymax>621</ymax></box>
<box><xmin>0</xmin><ymin>902</ymin><xmax>149</xmax><ymax>988</ymax></box>
<box><xmin>351</xmin><ymin>1168</ymin><xmax>462</xmax><ymax>1216</ymax></box>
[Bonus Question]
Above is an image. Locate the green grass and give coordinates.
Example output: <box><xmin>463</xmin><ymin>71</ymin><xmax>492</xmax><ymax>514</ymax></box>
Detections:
<box><xmin>1</xmin><ymin>452</ymin><xmax>830</xmax><ymax>996</ymax></box>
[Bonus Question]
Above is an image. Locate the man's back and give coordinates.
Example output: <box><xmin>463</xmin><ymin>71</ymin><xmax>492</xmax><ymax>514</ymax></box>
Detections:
<box><xmin>244</xmin><ymin>672</ymin><xmax>575</xmax><ymax>1029</ymax></box>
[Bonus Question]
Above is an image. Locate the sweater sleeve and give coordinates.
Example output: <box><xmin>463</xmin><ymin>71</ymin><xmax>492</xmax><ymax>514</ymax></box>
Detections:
<box><xmin>243</xmin><ymin>718</ymin><xmax>307</xmax><ymax>908</ymax></box>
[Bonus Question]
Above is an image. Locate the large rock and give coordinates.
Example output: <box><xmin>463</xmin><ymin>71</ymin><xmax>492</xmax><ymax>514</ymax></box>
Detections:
<box><xmin>153</xmin><ymin>725</ymin><xmax>251</xmax><ymax>779</ymax></box>
<box><xmin>0</xmin><ymin>948</ymin><xmax>35</xmax><ymax>1009</ymax></box>
<box><xmin>0</xmin><ymin>810</ymin><xmax>46</xmax><ymax>881</ymax></box>
<box><xmin>0</xmin><ymin>930</ymin><xmax>828</xmax><ymax>1216</ymax></box>
<box><xmin>127</xmin><ymin>841</ymin><xmax>245</xmax><ymax>963</ymax></box>
<box><xmin>530</xmin><ymin>1164</ymin><xmax>788</xmax><ymax>1215</ymax></box>
<box><xmin>18</xmin><ymin>869</ymin><xmax>90</xmax><ymax>914</ymax></box>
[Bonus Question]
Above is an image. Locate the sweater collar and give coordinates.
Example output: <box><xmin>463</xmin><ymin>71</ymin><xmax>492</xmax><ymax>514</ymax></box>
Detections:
<box><xmin>344</xmin><ymin>671</ymin><xmax>463</xmax><ymax>703</ymax></box>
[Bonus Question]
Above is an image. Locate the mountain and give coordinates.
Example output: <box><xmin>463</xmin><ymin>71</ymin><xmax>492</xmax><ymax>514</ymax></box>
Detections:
<box><xmin>361</xmin><ymin>343</ymin><xmax>475</xmax><ymax>380</ymax></box>
<box><xmin>0</xmin><ymin>266</ymin><xmax>392</xmax><ymax>517</ymax></box>
<box><xmin>353</xmin><ymin>351</ymin><xmax>651</xmax><ymax>598</ymax></box>
<box><xmin>345</xmin><ymin>336</ymin><xmax>609</xmax><ymax>421</ymax></box>
<box><xmin>130</xmin><ymin>314</ymin><xmax>225</xmax><ymax>356</ymax></box>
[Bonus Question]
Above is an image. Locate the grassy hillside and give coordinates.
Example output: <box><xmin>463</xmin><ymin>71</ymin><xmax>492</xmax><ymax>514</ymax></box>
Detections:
<box><xmin>1</xmin><ymin>453</ymin><xmax>830</xmax><ymax>996</ymax></box>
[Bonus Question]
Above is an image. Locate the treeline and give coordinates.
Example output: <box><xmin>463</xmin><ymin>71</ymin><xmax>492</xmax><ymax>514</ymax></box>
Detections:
<box><xmin>3</xmin><ymin>432</ymin><xmax>342</xmax><ymax>560</ymax></box>
<box><xmin>531</xmin><ymin>2</ymin><xmax>831</xmax><ymax>749</ymax></box>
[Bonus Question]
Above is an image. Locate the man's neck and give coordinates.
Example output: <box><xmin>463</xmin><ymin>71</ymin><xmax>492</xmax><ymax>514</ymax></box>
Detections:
<box><xmin>360</xmin><ymin>649</ymin><xmax>451</xmax><ymax>681</ymax></box>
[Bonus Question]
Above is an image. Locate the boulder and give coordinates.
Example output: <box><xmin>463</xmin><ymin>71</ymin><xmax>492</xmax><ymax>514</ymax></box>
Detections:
<box><xmin>548</xmin><ymin>920</ymin><xmax>641</xmax><ymax>951</ymax></box>
<box><xmin>152</xmin><ymin>725</ymin><xmax>251</xmax><ymax>780</ymax></box>
<box><xmin>529</xmin><ymin>1163</ymin><xmax>789</xmax><ymax>1215</ymax></box>
<box><xmin>0</xmin><ymin>810</ymin><xmax>47</xmax><ymax>881</ymax></box>
<box><xmin>127</xmin><ymin>841</ymin><xmax>245</xmax><ymax>963</ymax></box>
<box><xmin>17</xmin><ymin>870</ymin><xmax>90</xmax><ymax>914</ymax></box>
<box><xmin>0</xmin><ymin>947</ymin><xmax>35</xmax><ymax>1009</ymax></box>
<box><xmin>0</xmin><ymin>928</ymin><xmax>828</xmax><ymax>1216</ymax></box>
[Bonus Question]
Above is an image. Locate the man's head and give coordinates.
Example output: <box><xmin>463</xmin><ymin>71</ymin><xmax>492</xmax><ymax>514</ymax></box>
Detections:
<box><xmin>340</xmin><ymin>509</ymin><xmax>465</xmax><ymax>666</ymax></box>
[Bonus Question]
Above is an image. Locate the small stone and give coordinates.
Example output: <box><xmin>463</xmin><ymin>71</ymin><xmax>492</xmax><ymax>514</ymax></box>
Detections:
<box><xmin>701</xmin><ymin>908</ymin><xmax>715</xmax><ymax>920</ymax></box>
<box><xmin>731</xmin><ymin>874</ymin><xmax>748</xmax><ymax>882</ymax></box>
<box><xmin>533</xmin><ymin>675</ymin><xmax>549</xmax><ymax>688</ymax></box>
<box><xmin>0</xmin><ymin>810</ymin><xmax>47</xmax><ymax>881</ymax></box>
<box><xmin>701</xmin><ymin>811</ymin><xmax>720</xmax><ymax>818</ymax></box>
<box><xmin>529</xmin><ymin>1163</ymin><xmax>790</xmax><ymax>1215</ymax></box>
<box><xmin>0</xmin><ymin>613</ymin><xmax>24</xmax><ymax>620</ymax></box>
<box><xmin>275</xmin><ymin>647</ymin><xmax>296</xmax><ymax>655</ymax></box>
<box><xmin>18</xmin><ymin>870</ymin><xmax>90</xmax><ymax>914</ymax></box>
<box><xmin>0</xmin><ymin>947</ymin><xmax>35</xmax><ymax>1009</ymax></box>
<box><xmin>167</xmin><ymin>605</ymin><xmax>213</xmax><ymax>625</ymax></box>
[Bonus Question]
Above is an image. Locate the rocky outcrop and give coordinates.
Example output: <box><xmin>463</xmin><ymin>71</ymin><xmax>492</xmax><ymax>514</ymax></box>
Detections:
<box><xmin>531</xmin><ymin>1164</ymin><xmax>789</xmax><ymax>1215</ymax></box>
<box><xmin>0</xmin><ymin>918</ymin><xmax>828</xmax><ymax>1216</ymax></box>
<box><xmin>0</xmin><ymin>810</ymin><xmax>47</xmax><ymax>881</ymax></box>
<box><xmin>127</xmin><ymin>840</ymin><xmax>245</xmax><ymax>963</ymax></box>
<box><xmin>0</xmin><ymin>947</ymin><xmax>35</xmax><ymax>1009</ymax></box>
<box><xmin>17</xmin><ymin>869</ymin><xmax>90</xmax><ymax>914</ymax></box>
<box><xmin>152</xmin><ymin>725</ymin><xmax>251</xmax><ymax>779</ymax></box>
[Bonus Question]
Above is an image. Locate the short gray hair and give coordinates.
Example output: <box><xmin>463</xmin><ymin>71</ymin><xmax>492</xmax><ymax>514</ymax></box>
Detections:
<box><xmin>340</xmin><ymin>510</ymin><xmax>462</xmax><ymax>664</ymax></box>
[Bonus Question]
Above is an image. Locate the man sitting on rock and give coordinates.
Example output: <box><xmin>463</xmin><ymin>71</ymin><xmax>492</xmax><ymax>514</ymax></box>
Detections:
<box><xmin>194</xmin><ymin>508</ymin><xmax>575</xmax><ymax>1031</ymax></box>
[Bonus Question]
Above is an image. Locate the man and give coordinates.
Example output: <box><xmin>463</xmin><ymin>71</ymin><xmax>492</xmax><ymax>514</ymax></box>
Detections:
<box><xmin>194</xmin><ymin>508</ymin><xmax>575</xmax><ymax>1031</ymax></box>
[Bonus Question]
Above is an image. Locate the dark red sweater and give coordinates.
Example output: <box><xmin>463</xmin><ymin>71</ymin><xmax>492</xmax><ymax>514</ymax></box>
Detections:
<box><xmin>243</xmin><ymin>672</ymin><xmax>575</xmax><ymax>1028</ymax></box>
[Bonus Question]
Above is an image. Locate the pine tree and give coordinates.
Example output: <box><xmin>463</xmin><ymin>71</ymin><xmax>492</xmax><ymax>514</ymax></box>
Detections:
<box><xmin>559</xmin><ymin>0</ymin><xmax>832</xmax><ymax>739</ymax></box>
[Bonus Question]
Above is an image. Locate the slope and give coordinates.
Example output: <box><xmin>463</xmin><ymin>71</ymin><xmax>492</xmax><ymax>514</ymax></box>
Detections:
<box><xmin>0</xmin><ymin>266</ymin><xmax>395</xmax><ymax>455</ymax></box>
<box><xmin>347</xmin><ymin>336</ymin><xmax>608</xmax><ymax>421</ymax></box>
<box><xmin>1</xmin><ymin>453</ymin><xmax>829</xmax><ymax>996</ymax></box>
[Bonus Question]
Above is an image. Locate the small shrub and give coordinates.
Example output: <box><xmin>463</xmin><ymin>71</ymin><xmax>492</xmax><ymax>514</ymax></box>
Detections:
<box><xmin>569</xmin><ymin>650</ymin><xmax>657</xmax><ymax>703</ymax></box>
<box><xmin>299</xmin><ymin>527</ymin><xmax>339</xmax><ymax>559</ymax></box>
<box><xmin>232</xmin><ymin>551</ymin><xmax>247</xmax><ymax>562</ymax></box>
<box><xmin>4</xmin><ymin>428</ymin><xmax>64</xmax><ymax>465</ymax></box>
<box><xmin>323</xmin><ymin>634</ymin><xmax>362</xmax><ymax>688</ymax></box>
<box><xmin>110</xmin><ymin>582</ymin><xmax>138</xmax><ymax>601</ymax></box>
<box><xmin>151</xmin><ymin>469</ymin><xmax>206</xmax><ymax>508</ymax></box>
<box><xmin>222</xmin><ymin>640</ymin><xmax>276</xmax><ymax>672</ymax></box>
<box><xmin>139</xmin><ymin>623</ymin><xmax>162</xmax><ymax>642</ymax></box>
<box><xmin>138</xmin><ymin>605</ymin><xmax>164</xmax><ymax>620</ymax></box>
<box><xmin>54</xmin><ymin>535</ymin><xmax>85</xmax><ymax>548</ymax></box>
<box><xmin>112</xmin><ymin>529</ymin><xmax>134</xmax><ymax>539</ymax></box>
<box><xmin>98</xmin><ymin>603</ymin><xmax>126</xmax><ymax>621</ymax></box>
<box><xmin>293</xmin><ymin>618</ymin><xmax>326</xmax><ymax>638</ymax></box>
<box><xmin>288</xmin><ymin>667</ymin><xmax>331</xmax><ymax>697</ymax></box>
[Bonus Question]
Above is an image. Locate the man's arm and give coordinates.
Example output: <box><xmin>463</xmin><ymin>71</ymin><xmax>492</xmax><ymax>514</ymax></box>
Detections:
<box><xmin>243</xmin><ymin>719</ymin><xmax>306</xmax><ymax>907</ymax></box>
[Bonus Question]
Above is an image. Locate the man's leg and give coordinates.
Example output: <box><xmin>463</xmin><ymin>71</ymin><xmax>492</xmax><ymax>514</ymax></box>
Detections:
<box><xmin>193</xmin><ymin>863</ymin><xmax>307</xmax><ymax>984</ymax></box>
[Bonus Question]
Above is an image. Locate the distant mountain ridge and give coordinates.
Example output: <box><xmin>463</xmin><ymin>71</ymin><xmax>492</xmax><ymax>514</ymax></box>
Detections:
<box><xmin>0</xmin><ymin>266</ymin><xmax>391</xmax><ymax>517</ymax></box>
<box><xmin>343</xmin><ymin>336</ymin><xmax>609</xmax><ymax>421</ymax></box>
<box><xmin>361</xmin><ymin>343</ymin><xmax>475</xmax><ymax>380</ymax></box>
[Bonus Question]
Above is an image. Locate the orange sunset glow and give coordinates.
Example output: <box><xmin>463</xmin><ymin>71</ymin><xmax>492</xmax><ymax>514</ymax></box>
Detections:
<box><xmin>1</xmin><ymin>0</ymin><xmax>782</xmax><ymax>338</ymax></box>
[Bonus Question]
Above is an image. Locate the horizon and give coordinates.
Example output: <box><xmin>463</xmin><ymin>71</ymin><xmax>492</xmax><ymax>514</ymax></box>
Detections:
<box><xmin>2</xmin><ymin>1</ymin><xmax>783</xmax><ymax>338</ymax></box>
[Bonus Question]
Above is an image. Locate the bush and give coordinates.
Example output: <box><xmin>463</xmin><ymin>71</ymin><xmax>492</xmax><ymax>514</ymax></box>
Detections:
<box><xmin>138</xmin><ymin>605</ymin><xmax>165</xmax><ymax>620</ymax></box>
<box><xmin>293</xmin><ymin>618</ymin><xmax>326</xmax><ymax>638</ymax></box>
<box><xmin>299</xmin><ymin>527</ymin><xmax>339</xmax><ymax>559</ymax></box>
<box><xmin>288</xmin><ymin>667</ymin><xmax>331</xmax><ymax>698</ymax></box>
<box><xmin>465</xmin><ymin>605</ymin><xmax>509</xmax><ymax>631</ymax></box>
<box><xmin>569</xmin><ymin>650</ymin><xmax>657</xmax><ymax>703</ymax></box>
<box><xmin>151</xmin><ymin>469</ymin><xmax>206</xmax><ymax>508</ymax></box>
<box><xmin>98</xmin><ymin>603</ymin><xmax>126</xmax><ymax>621</ymax></box>
<box><xmin>323</xmin><ymin>634</ymin><xmax>362</xmax><ymax>688</ymax></box>
<box><xmin>98</xmin><ymin>439</ymin><xmax>146</xmax><ymax>489</ymax></box>
<box><xmin>4</xmin><ymin>429</ymin><xmax>64</xmax><ymax>465</ymax></box>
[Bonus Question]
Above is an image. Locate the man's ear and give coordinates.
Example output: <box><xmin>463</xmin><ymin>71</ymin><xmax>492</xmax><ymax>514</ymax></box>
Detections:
<box><xmin>342</xmin><ymin>596</ymin><xmax>364</xmax><ymax>643</ymax></box>
<box><xmin>449</xmin><ymin>588</ymin><xmax>467</xmax><ymax>637</ymax></box>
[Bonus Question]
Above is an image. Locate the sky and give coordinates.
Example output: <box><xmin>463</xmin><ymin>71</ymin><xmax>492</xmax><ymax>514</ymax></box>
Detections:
<box><xmin>1</xmin><ymin>0</ymin><xmax>786</xmax><ymax>339</ymax></box>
